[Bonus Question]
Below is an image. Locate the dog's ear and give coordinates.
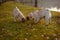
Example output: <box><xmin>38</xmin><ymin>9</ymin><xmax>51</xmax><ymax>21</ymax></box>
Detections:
<box><xmin>21</xmin><ymin>18</ymin><xmax>25</xmax><ymax>22</ymax></box>
<box><xmin>26</xmin><ymin>16</ymin><xmax>29</xmax><ymax>20</ymax></box>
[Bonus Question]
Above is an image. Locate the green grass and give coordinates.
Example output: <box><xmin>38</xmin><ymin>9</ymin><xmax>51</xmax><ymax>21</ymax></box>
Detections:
<box><xmin>0</xmin><ymin>1</ymin><xmax>60</xmax><ymax>40</ymax></box>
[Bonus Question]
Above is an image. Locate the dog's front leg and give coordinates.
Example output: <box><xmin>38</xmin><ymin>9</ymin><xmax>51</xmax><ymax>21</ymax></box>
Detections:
<box><xmin>34</xmin><ymin>17</ymin><xmax>39</xmax><ymax>23</ymax></box>
<box><xmin>14</xmin><ymin>17</ymin><xmax>17</xmax><ymax>22</ymax></box>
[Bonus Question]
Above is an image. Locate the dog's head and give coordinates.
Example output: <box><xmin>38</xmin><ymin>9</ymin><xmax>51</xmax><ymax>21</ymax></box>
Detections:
<box><xmin>26</xmin><ymin>13</ymin><xmax>34</xmax><ymax>21</ymax></box>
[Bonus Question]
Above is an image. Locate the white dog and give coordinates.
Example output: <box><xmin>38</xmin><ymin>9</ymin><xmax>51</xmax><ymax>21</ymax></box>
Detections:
<box><xmin>27</xmin><ymin>9</ymin><xmax>51</xmax><ymax>25</ymax></box>
<box><xmin>13</xmin><ymin>7</ymin><xmax>25</xmax><ymax>22</ymax></box>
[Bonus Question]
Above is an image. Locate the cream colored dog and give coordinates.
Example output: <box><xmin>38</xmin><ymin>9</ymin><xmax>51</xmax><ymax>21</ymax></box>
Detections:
<box><xmin>26</xmin><ymin>9</ymin><xmax>51</xmax><ymax>25</ymax></box>
<box><xmin>13</xmin><ymin>7</ymin><xmax>25</xmax><ymax>22</ymax></box>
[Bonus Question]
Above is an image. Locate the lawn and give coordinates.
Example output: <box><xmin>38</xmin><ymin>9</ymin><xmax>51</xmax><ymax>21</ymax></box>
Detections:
<box><xmin>0</xmin><ymin>1</ymin><xmax>60</xmax><ymax>40</ymax></box>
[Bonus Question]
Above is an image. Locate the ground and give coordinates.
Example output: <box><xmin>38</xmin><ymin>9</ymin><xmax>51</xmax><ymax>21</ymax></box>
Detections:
<box><xmin>0</xmin><ymin>1</ymin><xmax>60</xmax><ymax>40</ymax></box>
